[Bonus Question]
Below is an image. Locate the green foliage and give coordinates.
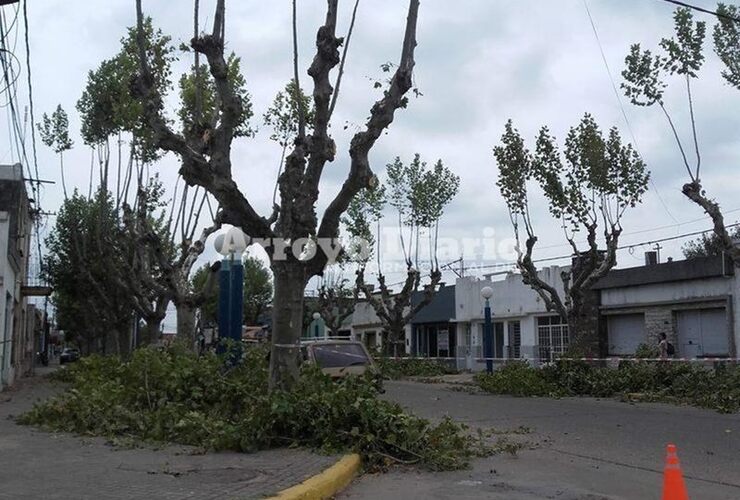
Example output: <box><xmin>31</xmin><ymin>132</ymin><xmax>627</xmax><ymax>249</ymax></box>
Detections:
<box><xmin>37</xmin><ymin>105</ymin><xmax>73</xmax><ymax>153</ymax></box>
<box><xmin>634</xmin><ymin>343</ymin><xmax>659</xmax><ymax>359</ymax></box>
<box><xmin>386</xmin><ymin>154</ymin><xmax>460</xmax><ymax>229</ymax></box>
<box><xmin>263</xmin><ymin>80</ymin><xmax>314</xmax><ymax>147</ymax></box>
<box><xmin>660</xmin><ymin>7</ymin><xmax>706</xmax><ymax>78</ymax></box>
<box><xmin>494</xmin><ymin>115</ymin><xmax>649</xmax><ymax>231</ymax></box>
<box><xmin>622</xmin><ymin>44</ymin><xmax>666</xmax><ymax>106</ymax></box>
<box><xmin>191</xmin><ymin>256</ymin><xmax>273</xmax><ymax>326</ymax></box>
<box><xmin>714</xmin><ymin>3</ymin><xmax>740</xmax><ymax>89</ymax></box>
<box><xmin>20</xmin><ymin>347</ymin><xmax>483</xmax><ymax>470</ymax></box>
<box><xmin>43</xmin><ymin>191</ymin><xmax>131</xmax><ymax>351</ymax></box>
<box><xmin>475</xmin><ymin>361</ymin><xmax>562</xmax><ymax>397</ymax></box>
<box><xmin>475</xmin><ymin>360</ymin><xmax>740</xmax><ymax>413</ymax></box>
<box><xmin>682</xmin><ymin>224</ymin><xmax>740</xmax><ymax>259</ymax></box>
<box><xmin>243</xmin><ymin>256</ymin><xmax>273</xmax><ymax>325</ymax></box>
<box><xmin>76</xmin><ymin>17</ymin><xmax>176</xmax><ymax>163</ymax></box>
<box><xmin>178</xmin><ymin>54</ymin><xmax>255</xmax><ymax>138</ymax></box>
<box><xmin>342</xmin><ymin>185</ymin><xmax>386</xmax><ymax>263</ymax></box>
<box><xmin>376</xmin><ymin>356</ymin><xmax>458</xmax><ymax>380</ymax></box>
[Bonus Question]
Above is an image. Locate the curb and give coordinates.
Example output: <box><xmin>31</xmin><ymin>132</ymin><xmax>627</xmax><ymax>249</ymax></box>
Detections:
<box><xmin>267</xmin><ymin>453</ymin><xmax>361</xmax><ymax>500</ymax></box>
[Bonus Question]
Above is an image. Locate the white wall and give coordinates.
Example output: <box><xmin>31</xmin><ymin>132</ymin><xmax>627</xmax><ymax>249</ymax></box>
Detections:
<box><xmin>350</xmin><ymin>300</ymin><xmax>412</xmax><ymax>352</ymax></box>
<box><xmin>454</xmin><ymin>269</ymin><xmax>569</xmax><ymax>370</ymax></box>
<box><xmin>0</xmin><ymin>212</ymin><xmax>15</xmax><ymax>388</ymax></box>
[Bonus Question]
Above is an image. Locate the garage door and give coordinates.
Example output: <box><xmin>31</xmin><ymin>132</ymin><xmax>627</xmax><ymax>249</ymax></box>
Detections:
<box><xmin>608</xmin><ymin>313</ymin><xmax>646</xmax><ymax>355</ymax></box>
<box><xmin>676</xmin><ymin>308</ymin><xmax>729</xmax><ymax>357</ymax></box>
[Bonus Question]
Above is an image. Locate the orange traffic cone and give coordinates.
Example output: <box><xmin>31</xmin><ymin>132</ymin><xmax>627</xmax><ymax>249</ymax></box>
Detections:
<box><xmin>662</xmin><ymin>444</ymin><xmax>689</xmax><ymax>500</ymax></box>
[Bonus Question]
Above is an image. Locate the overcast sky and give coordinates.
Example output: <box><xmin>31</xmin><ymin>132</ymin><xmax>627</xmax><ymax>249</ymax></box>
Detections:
<box><xmin>2</xmin><ymin>0</ymin><xmax>739</xmax><ymax>330</ymax></box>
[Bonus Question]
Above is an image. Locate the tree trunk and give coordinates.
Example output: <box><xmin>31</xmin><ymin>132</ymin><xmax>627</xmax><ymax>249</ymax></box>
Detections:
<box><xmin>269</xmin><ymin>263</ymin><xmax>307</xmax><ymax>391</ymax></box>
<box><xmin>140</xmin><ymin>319</ymin><xmax>162</xmax><ymax>346</ymax></box>
<box><xmin>176</xmin><ymin>302</ymin><xmax>197</xmax><ymax>349</ymax></box>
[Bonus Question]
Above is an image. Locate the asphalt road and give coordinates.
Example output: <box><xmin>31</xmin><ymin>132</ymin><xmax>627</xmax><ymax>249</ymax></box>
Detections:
<box><xmin>340</xmin><ymin>380</ymin><xmax>740</xmax><ymax>499</ymax></box>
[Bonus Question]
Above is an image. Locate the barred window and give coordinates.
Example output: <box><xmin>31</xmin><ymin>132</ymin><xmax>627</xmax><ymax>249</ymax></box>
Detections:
<box><xmin>537</xmin><ymin>316</ymin><xmax>569</xmax><ymax>361</ymax></box>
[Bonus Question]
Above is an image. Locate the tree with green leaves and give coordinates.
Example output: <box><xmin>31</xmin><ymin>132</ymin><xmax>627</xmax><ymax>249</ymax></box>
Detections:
<box><xmin>243</xmin><ymin>256</ymin><xmax>273</xmax><ymax>325</ymax></box>
<box><xmin>44</xmin><ymin>191</ymin><xmax>135</xmax><ymax>355</ymax></box>
<box><xmin>494</xmin><ymin>115</ymin><xmax>649</xmax><ymax>352</ymax></box>
<box><xmin>37</xmin><ymin>105</ymin><xmax>73</xmax><ymax>199</ymax></box>
<box><xmin>351</xmin><ymin>154</ymin><xmax>459</xmax><ymax>355</ymax></box>
<box><xmin>683</xmin><ymin>224</ymin><xmax>740</xmax><ymax>259</ymax></box>
<box><xmin>190</xmin><ymin>256</ymin><xmax>272</xmax><ymax>329</ymax></box>
<box><xmin>132</xmin><ymin>0</ymin><xmax>421</xmax><ymax>389</ymax></box>
<box><xmin>622</xmin><ymin>4</ymin><xmax>740</xmax><ymax>265</ymax></box>
<box><xmin>75</xmin><ymin>14</ymin><xmax>258</xmax><ymax>346</ymax></box>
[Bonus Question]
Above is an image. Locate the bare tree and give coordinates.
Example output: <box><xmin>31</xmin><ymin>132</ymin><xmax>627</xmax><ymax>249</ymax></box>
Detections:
<box><xmin>622</xmin><ymin>5</ymin><xmax>740</xmax><ymax>265</ymax></box>
<box><xmin>132</xmin><ymin>0</ymin><xmax>421</xmax><ymax>389</ymax></box>
<box><xmin>493</xmin><ymin>115</ymin><xmax>649</xmax><ymax>352</ymax></box>
<box><xmin>313</xmin><ymin>269</ymin><xmax>357</xmax><ymax>338</ymax></box>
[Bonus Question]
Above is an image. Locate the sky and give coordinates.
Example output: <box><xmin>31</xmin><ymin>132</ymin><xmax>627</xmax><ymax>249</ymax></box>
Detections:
<box><xmin>1</xmin><ymin>0</ymin><xmax>739</xmax><ymax>331</ymax></box>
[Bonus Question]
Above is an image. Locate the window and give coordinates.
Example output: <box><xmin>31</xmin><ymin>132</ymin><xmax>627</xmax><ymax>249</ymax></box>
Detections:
<box><xmin>310</xmin><ymin>343</ymin><xmax>370</xmax><ymax>369</ymax></box>
<box><xmin>537</xmin><ymin>316</ymin><xmax>569</xmax><ymax>361</ymax></box>
<box><xmin>508</xmin><ymin>321</ymin><xmax>521</xmax><ymax>358</ymax></box>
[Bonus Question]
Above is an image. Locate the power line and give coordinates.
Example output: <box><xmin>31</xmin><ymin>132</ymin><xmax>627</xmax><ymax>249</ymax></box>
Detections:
<box><xmin>22</xmin><ymin>0</ymin><xmax>40</xmax><ymax>203</ymax></box>
<box><xmin>660</xmin><ymin>0</ymin><xmax>740</xmax><ymax>23</ymax></box>
<box><xmin>583</xmin><ymin>0</ymin><xmax>678</xmax><ymax>223</ymax></box>
<box><xmin>462</xmin><ymin>221</ymin><xmax>740</xmax><ymax>274</ymax></box>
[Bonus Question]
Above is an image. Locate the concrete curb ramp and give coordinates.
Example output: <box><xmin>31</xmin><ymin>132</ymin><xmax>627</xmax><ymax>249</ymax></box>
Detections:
<box><xmin>267</xmin><ymin>453</ymin><xmax>361</xmax><ymax>500</ymax></box>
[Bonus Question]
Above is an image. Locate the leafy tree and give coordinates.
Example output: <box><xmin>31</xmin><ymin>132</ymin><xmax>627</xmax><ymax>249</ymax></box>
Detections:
<box><xmin>76</xmin><ymin>16</ymin><xmax>175</xmax><ymax>166</ymax></box>
<box><xmin>132</xmin><ymin>0</ymin><xmax>422</xmax><ymax>389</ymax></box>
<box><xmin>622</xmin><ymin>5</ymin><xmax>740</xmax><ymax>265</ymax></box>
<box><xmin>243</xmin><ymin>256</ymin><xmax>273</xmax><ymax>325</ymax></box>
<box><xmin>190</xmin><ymin>255</ymin><xmax>272</xmax><ymax>329</ymax></box>
<box><xmin>682</xmin><ymin>224</ymin><xmax>740</xmax><ymax>259</ymax></box>
<box><xmin>37</xmin><ymin>105</ymin><xmax>73</xmax><ymax>198</ymax></box>
<box><xmin>353</xmin><ymin>154</ymin><xmax>460</xmax><ymax>355</ymax></box>
<box><xmin>44</xmin><ymin>191</ymin><xmax>134</xmax><ymax>355</ymax></box>
<box><xmin>493</xmin><ymin>115</ymin><xmax>649</xmax><ymax>352</ymax></box>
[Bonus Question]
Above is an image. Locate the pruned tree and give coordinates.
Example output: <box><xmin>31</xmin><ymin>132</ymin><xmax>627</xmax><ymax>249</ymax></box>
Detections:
<box><xmin>37</xmin><ymin>105</ymin><xmax>73</xmax><ymax>199</ymax></box>
<box><xmin>313</xmin><ymin>268</ymin><xmax>357</xmax><ymax>338</ymax></box>
<box><xmin>132</xmin><ymin>0</ymin><xmax>421</xmax><ymax>389</ymax></box>
<box><xmin>493</xmin><ymin>115</ymin><xmax>649</xmax><ymax>351</ymax></box>
<box><xmin>622</xmin><ymin>5</ymin><xmax>740</xmax><ymax>265</ymax></box>
<box><xmin>352</xmin><ymin>154</ymin><xmax>459</xmax><ymax>355</ymax></box>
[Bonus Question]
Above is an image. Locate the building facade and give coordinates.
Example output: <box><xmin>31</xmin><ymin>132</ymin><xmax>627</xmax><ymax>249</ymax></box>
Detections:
<box><xmin>454</xmin><ymin>266</ymin><xmax>571</xmax><ymax>371</ymax></box>
<box><xmin>595</xmin><ymin>255</ymin><xmax>738</xmax><ymax>358</ymax></box>
<box><xmin>0</xmin><ymin>164</ymin><xmax>33</xmax><ymax>390</ymax></box>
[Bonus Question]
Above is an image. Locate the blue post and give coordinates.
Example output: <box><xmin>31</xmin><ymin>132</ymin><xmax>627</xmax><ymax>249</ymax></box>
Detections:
<box><xmin>229</xmin><ymin>257</ymin><xmax>244</xmax><ymax>358</ymax></box>
<box><xmin>484</xmin><ymin>298</ymin><xmax>493</xmax><ymax>373</ymax></box>
<box><xmin>217</xmin><ymin>258</ymin><xmax>231</xmax><ymax>354</ymax></box>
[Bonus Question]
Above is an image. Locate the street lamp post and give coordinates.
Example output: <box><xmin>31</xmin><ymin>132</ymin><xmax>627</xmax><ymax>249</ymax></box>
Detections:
<box><xmin>312</xmin><ymin>312</ymin><xmax>321</xmax><ymax>340</ymax></box>
<box><xmin>214</xmin><ymin>227</ymin><xmax>248</xmax><ymax>358</ymax></box>
<box><xmin>481</xmin><ymin>286</ymin><xmax>494</xmax><ymax>374</ymax></box>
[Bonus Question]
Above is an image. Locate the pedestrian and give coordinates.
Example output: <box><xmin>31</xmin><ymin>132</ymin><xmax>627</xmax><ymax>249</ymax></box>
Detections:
<box><xmin>658</xmin><ymin>333</ymin><xmax>675</xmax><ymax>360</ymax></box>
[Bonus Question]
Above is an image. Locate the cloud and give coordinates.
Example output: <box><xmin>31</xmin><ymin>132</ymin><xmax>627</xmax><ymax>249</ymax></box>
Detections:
<box><xmin>4</xmin><ymin>0</ymin><xmax>740</xmax><ymax>298</ymax></box>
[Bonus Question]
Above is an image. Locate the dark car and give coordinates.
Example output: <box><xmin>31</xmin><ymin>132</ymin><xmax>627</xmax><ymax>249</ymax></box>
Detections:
<box><xmin>59</xmin><ymin>347</ymin><xmax>80</xmax><ymax>365</ymax></box>
<box><xmin>301</xmin><ymin>340</ymin><xmax>383</xmax><ymax>391</ymax></box>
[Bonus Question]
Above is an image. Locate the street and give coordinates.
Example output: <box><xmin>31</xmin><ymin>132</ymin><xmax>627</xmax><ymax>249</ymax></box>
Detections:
<box><xmin>340</xmin><ymin>380</ymin><xmax>740</xmax><ymax>499</ymax></box>
<box><xmin>0</xmin><ymin>373</ymin><xmax>338</xmax><ymax>500</ymax></box>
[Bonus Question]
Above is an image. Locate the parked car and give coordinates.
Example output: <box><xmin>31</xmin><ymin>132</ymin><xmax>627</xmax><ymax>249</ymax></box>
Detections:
<box><xmin>301</xmin><ymin>340</ymin><xmax>383</xmax><ymax>391</ymax></box>
<box><xmin>59</xmin><ymin>347</ymin><xmax>80</xmax><ymax>365</ymax></box>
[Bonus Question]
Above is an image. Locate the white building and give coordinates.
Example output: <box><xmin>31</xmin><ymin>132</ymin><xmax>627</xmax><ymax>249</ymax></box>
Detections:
<box><xmin>454</xmin><ymin>266</ymin><xmax>570</xmax><ymax>371</ymax></box>
<box><xmin>0</xmin><ymin>164</ymin><xmax>33</xmax><ymax>390</ymax></box>
<box><xmin>350</xmin><ymin>299</ymin><xmax>412</xmax><ymax>352</ymax></box>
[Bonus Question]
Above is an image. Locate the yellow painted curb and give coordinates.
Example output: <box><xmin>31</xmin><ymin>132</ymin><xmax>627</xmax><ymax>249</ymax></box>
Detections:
<box><xmin>267</xmin><ymin>453</ymin><xmax>361</xmax><ymax>500</ymax></box>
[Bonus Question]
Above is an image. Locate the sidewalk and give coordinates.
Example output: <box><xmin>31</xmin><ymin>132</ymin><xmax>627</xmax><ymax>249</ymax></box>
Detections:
<box><xmin>0</xmin><ymin>367</ymin><xmax>339</xmax><ymax>500</ymax></box>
